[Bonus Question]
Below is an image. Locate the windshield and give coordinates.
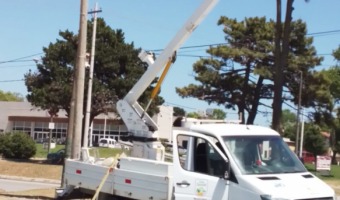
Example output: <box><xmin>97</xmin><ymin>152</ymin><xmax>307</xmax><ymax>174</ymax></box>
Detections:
<box><xmin>223</xmin><ymin>135</ymin><xmax>307</xmax><ymax>175</ymax></box>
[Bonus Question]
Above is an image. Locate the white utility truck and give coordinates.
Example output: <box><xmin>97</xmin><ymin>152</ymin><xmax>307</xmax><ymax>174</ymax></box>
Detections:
<box><xmin>58</xmin><ymin>0</ymin><xmax>336</xmax><ymax>199</ymax></box>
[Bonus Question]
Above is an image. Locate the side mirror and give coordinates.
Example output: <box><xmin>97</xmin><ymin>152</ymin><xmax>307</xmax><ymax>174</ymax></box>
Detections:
<box><xmin>224</xmin><ymin>160</ymin><xmax>231</xmax><ymax>180</ymax></box>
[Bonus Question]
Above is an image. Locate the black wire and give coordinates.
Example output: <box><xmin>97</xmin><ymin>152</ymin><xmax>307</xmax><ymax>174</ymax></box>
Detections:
<box><xmin>0</xmin><ymin>79</ymin><xmax>24</xmax><ymax>83</ymax></box>
<box><xmin>1</xmin><ymin>28</ymin><xmax>339</xmax><ymax>64</ymax></box>
<box><xmin>0</xmin><ymin>53</ymin><xmax>43</xmax><ymax>64</ymax></box>
<box><xmin>307</xmin><ymin>29</ymin><xmax>340</xmax><ymax>36</ymax></box>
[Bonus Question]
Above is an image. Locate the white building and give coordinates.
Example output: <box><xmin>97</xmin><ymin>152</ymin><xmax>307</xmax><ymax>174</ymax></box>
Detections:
<box><xmin>0</xmin><ymin>101</ymin><xmax>129</xmax><ymax>144</ymax></box>
<box><xmin>0</xmin><ymin>101</ymin><xmax>173</xmax><ymax>144</ymax></box>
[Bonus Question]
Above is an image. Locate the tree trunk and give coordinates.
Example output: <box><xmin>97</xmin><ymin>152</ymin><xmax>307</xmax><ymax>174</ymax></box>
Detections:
<box><xmin>240</xmin><ymin>62</ymin><xmax>252</xmax><ymax>124</ymax></box>
<box><xmin>272</xmin><ymin>0</ymin><xmax>294</xmax><ymax>134</ymax></box>
<box><xmin>272</xmin><ymin>0</ymin><xmax>283</xmax><ymax>132</ymax></box>
<box><xmin>247</xmin><ymin>76</ymin><xmax>264</xmax><ymax>124</ymax></box>
<box><xmin>332</xmin><ymin>151</ymin><xmax>337</xmax><ymax>164</ymax></box>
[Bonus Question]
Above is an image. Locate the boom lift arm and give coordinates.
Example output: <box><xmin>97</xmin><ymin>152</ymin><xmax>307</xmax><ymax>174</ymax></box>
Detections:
<box><xmin>116</xmin><ymin>0</ymin><xmax>219</xmax><ymax>161</ymax></box>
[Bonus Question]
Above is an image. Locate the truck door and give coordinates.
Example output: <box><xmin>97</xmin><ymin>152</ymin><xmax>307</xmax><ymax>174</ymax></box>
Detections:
<box><xmin>173</xmin><ymin>131</ymin><xmax>229</xmax><ymax>200</ymax></box>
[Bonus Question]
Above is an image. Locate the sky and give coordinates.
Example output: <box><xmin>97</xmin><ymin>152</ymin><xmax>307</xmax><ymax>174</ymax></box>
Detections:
<box><xmin>0</xmin><ymin>0</ymin><xmax>339</xmax><ymax>126</ymax></box>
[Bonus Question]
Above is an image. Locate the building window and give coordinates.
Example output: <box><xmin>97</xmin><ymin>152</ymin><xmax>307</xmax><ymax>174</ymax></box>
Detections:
<box><xmin>33</xmin><ymin>122</ymin><xmax>68</xmax><ymax>141</ymax></box>
<box><xmin>13</xmin><ymin>121</ymin><xmax>31</xmax><ymax>135</ymax></box>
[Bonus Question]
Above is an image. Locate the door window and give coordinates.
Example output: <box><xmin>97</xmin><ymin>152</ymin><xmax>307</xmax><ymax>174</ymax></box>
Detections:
<box><xmin>176</xmin><ymin>134</ymin><xmax>227</xmax><ymax>177</ymax></box>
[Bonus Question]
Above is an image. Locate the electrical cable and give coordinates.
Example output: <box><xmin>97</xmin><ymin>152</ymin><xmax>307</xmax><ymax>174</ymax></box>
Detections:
<box><xmin>0</xmin><ymin>53</ymin><xmax>43</xmax><ymax>64</ymax></box>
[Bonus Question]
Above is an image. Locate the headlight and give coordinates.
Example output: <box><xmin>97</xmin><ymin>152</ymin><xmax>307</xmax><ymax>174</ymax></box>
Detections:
<box><xmin>260</xmin><ymin>194</ymin><xmax>290</xmax><ymax>200</ymax></box>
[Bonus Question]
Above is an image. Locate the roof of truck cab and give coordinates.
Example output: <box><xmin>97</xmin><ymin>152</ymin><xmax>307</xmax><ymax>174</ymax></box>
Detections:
<box><xmin>190</xmin><ymin>124</ymin><xmax>280</xmax><ymax>137</ymax></box>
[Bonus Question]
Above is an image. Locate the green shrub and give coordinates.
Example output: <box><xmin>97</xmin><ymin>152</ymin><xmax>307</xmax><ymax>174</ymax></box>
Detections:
<box><xmin>0</xmin><ymin>133</ymin><xmax>10</xmax><ymax>155</ymax></box>
<box><xmin>1</xmin><ymin>132</ymin><xmax>36</xmax><ymax>159</ymax></box>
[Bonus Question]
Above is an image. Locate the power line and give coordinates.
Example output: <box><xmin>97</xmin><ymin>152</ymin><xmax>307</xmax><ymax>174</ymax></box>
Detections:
<box><xmin>0</xmin><ymin>53</ymin><xmax>43</xmax><ymax>64</ymax></box>
<box><xmin>0</xmin><ymin>64</ymin><xmax>35</xmax><ymax>69</ymax></box>
<box><xmin>1</xmin><ymin>28</ymin><xmax>339</xmax><ymax>67</ymax></box>
<box><xmin>164</xmin><ymin>101</ymin><xmax>200</xmax><ymax>110</ymax></box>
<box><xmin>1</xmin><ymin>59</ymin><xmax>37</xmax><ymax>63</ymax></box>
<box><xmin>2</xmin><ymin>28</ymin><xmax>339</xmax><ymax>64</ymax></box>
<box><xmin>149</xmin><ymin>29</ymin><xmax>340</xmax><ymax>52</ymax></box>
<box><xmin>307</xmin><ymin>29</ymin><xmax>340</xmax><ymax>36</ymax></box>
<box><xmin>0</xmin><ymin>79</ymin><xmax>24</xmax><ymax>83</ymax></box>
<box><xmin>150</xmin><ymin>43</ymin><xmax>226</xmax><ymax>52</ymax></box>
<box><xmin>176</xmin><ymin>54</ymin><xmax>211</xmax><ymax>58</ymax></box>
<box><xmin>0</xmin><ymin>49</ymin><xmax>335</xmax><ymax>71</ymax></box>
<box><xmin>0</xmin><ymin>50</ymin><xmax>335</xmax><ymax>74</ymax></box>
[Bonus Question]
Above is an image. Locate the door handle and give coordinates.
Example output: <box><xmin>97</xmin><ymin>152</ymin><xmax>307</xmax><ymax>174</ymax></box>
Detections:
<box><xmin>176</xmin><ymin>181</ymin><xmax>190</xmax><ymax>188</ymax></box>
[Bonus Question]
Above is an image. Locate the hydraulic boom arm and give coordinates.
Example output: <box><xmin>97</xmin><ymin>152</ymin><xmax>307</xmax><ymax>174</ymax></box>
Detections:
<box><xmin>116</xmin><ymin>0</ymin><xmax>219</xmax><ymax>161</ymax></box>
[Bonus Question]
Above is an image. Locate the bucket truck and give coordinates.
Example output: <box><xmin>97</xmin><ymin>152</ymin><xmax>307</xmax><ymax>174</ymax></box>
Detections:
<box><xmin>58</xmin><ymin>0</ymin><xmax>336</xmax><ymax>199</ymax></box>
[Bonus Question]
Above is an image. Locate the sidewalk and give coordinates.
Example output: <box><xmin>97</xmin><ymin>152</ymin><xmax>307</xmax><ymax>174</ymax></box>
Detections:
<box><xmin>0</xmin><ymin>174</ymin><xmax>61</xmax><ymax>185</ymax></box>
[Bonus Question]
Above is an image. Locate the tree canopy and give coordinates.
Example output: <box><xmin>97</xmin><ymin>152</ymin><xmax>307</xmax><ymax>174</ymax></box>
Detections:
<box><xmin>24</xmin><ymin>18</ymin><xmax>163</xmax><ymax>122</ymax></box>
<box><xmin>176</xmin><ymin>17</ymin><xmax>326</xmax><ymax>125</ymax></box>
<box><xmin>173</xmin><ymin>107</ymin><xmax>186</xmax><ymax>117</ymax></box>
<box><xmin>0</xmin><ymin>90</ymin><xmax>24</xmax><ymax>102</ymax></box>
<box><xmin>281</xmin><ymin>109</ymin><xmax>297</xmax><ymax>140</ymax></box>
<box><xmin>312</xmin><ymin>46</ymin><xmax>340</xmax><ymax>163</ymax></box>
<box><xmin>333</xmin><ymin>46</ymin><xmax>340</xmax><ymax>61</ymax></box>
<box><xmin>209</xmin><ymin>109</ymin><xmax>226</xmax><ymax>120</ymax></box>
<box><xmin>186</xmin><ymin>112</ymin><xmax>201</xmax><ymax>119</ymax></box>
<box><xmin>304</xmin><ymin>124</ymin><xmax>328</xmax><ymax>158</ymax></box>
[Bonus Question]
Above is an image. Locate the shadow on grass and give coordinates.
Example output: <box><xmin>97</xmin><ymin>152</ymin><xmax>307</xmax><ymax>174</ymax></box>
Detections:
<box><xmin>1</xmin><ymin>189</ymin><xmax>93</xmax><ymax>200</ymax></box>
<box><xmin>305</xmin><ymin>164</ymin><xmax>336</xmax><ymax>178</ymax></box>
<box><xmin>1</xmin><ymin>157</ymin><xmax>63</xmax><ymax>166</ymax></box>
<box><xmin>317</xmin><ymin>171</ymin><xmax>335</xmax><ymax>178</ymax></box>
<box><xmin>3</xmin><ymin>158</ymin><xmax>42</xmax><ymax>163</ymax></box>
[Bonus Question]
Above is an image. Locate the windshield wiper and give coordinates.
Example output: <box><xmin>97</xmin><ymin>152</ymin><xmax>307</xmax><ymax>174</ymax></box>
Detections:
<box><xmin>279</xmin><ymin>170</ymin><xmax>305</xmax><ymax>174</ymax></box>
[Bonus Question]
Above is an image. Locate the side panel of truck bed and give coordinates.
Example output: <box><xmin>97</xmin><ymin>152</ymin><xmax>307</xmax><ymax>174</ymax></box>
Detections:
<box><xmin>65</xmin><ymin>159</ymin><xmax>115</xmax><ymax>194</ymax></box>
<box><xmin>64</xmin><ymin>157</ymin><xmax>174</xmax><ymax>200</ymax></box>
<box><xmin>113</xmin><ymin>157</ymin><xmax>173</xmax><ymax>199</ymax></box>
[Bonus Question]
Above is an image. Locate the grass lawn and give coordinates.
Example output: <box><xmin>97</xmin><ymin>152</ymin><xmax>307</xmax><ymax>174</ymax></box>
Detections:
<box><xmin>34</xmin><ymin>144</ymin><xmax>65</xmax><ymax>158</ymax></box>
<box><xmin>34</xmin><ymin>143</ymin><xmax>126</xmax><ymax>159</ymax></box>
<box><xmin>305</xmin><ymin>163</ymin><xmax>340</xmax><ymax>179</ymax></box>
<box><xmin>305</xmin><ymin>163</ymin><xmax>340</xmax><ymax>195</ymax></box>
<box><xmin>0</xmin><ymin>145</ymin><xmax>128</xmax><ymax>199</ymax></box>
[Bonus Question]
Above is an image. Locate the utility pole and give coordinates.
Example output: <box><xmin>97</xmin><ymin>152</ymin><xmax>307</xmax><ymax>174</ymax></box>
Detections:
<box><xmin>83</xmin><ymin>3</ymin><xmax>102</xmax><ymax>148</ymax></box>
<box><xmin>66</xmin><ymin>82</ymin><xmax>76</xmax><ymax>159</ymax></box>
<box><xmin>62</xmin><ymin>0</ymin><xmax>88</xmax><ymax>187</ymax></box>
<box><xmin>299</xmin><ymin>108</ymin><xmax>305</xmax><ymax>158</ymax></box>
<box><xmin>62</xmin><ymin>82</ymin><xmax>76</xmax><ymax>187</ymax></box>
<box><xmin>295</xmin><ymin>71</ymin><xmax>303</xmax><ymax>155</ymax></box>
<box><xmin>71</xmin><ymin>0</ymin><xmax>88</xmax><ymax>159</ymax></box>
<box><xmin>47</xmin><ymin>115</ymin><xmax>54</xmax><ymax>154</ymax></box>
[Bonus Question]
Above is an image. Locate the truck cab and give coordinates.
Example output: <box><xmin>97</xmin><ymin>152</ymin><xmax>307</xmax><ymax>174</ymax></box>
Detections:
<box><xmin>172</xmin><ymin>124</ymin><xmax>336</xmax><ymax>200</ymax></box>
<box><xmin>61</xmin><ymin>123</ymin><xmax>335</xmax><ymax>200</ymax></box>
